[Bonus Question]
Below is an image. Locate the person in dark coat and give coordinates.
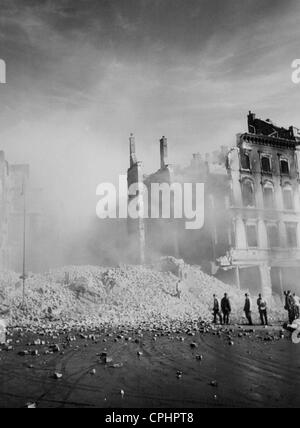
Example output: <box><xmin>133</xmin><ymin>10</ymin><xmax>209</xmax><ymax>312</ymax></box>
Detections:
<box><xmin>293</xmin><ymin>293</ymin><xmax>300</xmax><ymax>320</ymax></box>
<box><xmin>212</xmin><ymin>294</ymin><xmax>222</xmax><ymax>325</ymax></box>
<box><xmin>244</xmin><ymin>293</ymin><xmax>253</xmax><ymax>326</ymax></box>
<box><xmin>257</xmin><ymin>294</ymin><xmax>268</xmax><ymax>326</ymax></box>
<box><xmin>221</xmin><ymin>293</ymin><xmax>231</xmax><ymax>325</ymax></box>
<box><xmin>284</xmin><ymin>291</ymin><xmax>296</xmax><ymax>324</ymax></box>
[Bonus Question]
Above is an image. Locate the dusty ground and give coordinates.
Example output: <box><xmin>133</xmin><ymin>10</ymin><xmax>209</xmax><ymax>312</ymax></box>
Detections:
<box><xmin>0</xmin><ymin>323</ymin><xmax>299</xmax><ymax>408</ymax></box>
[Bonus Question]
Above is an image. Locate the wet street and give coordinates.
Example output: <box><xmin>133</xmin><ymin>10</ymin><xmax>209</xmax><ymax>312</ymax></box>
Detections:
<box><xmin>0</xmin><ymin>326</ymin><xmax>299</xmax><ymax>408</ymax></box>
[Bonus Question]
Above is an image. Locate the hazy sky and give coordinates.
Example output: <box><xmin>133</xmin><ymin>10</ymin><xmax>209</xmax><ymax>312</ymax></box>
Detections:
<box><xmin>0</xmin><ymin>0</ymin><xmax>300</xmax><ymax>219</ymax></box>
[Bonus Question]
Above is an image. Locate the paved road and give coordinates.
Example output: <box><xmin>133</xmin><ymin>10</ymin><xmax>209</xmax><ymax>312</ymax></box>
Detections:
<box><xmin>0</xmin><ymin>325</ymin><xmax>299</xmax><ymax>408</ymax></box>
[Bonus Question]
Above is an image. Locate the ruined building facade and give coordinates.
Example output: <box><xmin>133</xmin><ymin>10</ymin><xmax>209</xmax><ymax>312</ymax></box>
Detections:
<box><xmin>223</xmin><ymin>112</ymin><xmax>300</xmax><ymax>299</ymax></box>
<box><xmin>0</xmin><ymin>151</ymin><xmax>28</xmax><ymax>271</ymax></box>
<box><xmin>127</xmin><ymin>112</ymin><xmax>300</xmax><ymax>299</ymax></box>
<box><xmin>0</xmin><ymin>151</ymin><xmax>44</xmax><ymax>273</ymax></box>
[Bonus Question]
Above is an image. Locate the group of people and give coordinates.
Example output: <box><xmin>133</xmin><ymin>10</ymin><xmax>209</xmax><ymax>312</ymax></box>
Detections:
<box><xmin>212</xmin><ymin>293</ymin><xmax>269</xmax><ymax>326</ymax></box>
<box><xmin>213</xmin><ymin>290</ymin><xmax>300</xmax><ymax>326</ymax></box>
<box><xmin>212</xmin><ymin>293</ymin><xmax>231</xmax><ymax>325</ymax></box>
<box><xmin>284</xmin><ymin>290</ymin><xmax>300</xmax><ymax>324</ymax></box>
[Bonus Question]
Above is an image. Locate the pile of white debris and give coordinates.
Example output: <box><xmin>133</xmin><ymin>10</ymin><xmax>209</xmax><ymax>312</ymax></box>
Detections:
<box><xmin>0</xmin><ymin>258</ymin><xmax>285</xmax><ymax>328</ymax></box>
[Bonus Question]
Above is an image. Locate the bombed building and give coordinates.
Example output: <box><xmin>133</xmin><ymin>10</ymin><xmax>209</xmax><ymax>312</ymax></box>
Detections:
<box><xmin>128</xmin><ymin>112</ymin><xmax>300</xmax><ymax>300</ymax></box>
<box><xmin>0</xmin><ymin>151</ymin><xmax>45</xmax><ymax>273</ymax></box>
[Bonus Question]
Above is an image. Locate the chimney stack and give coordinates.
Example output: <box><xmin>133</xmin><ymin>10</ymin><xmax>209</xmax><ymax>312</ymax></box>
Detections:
<box><xmin>160</xmin><ymin>136</ymin><xmax>168</xmax><ymax>169</ymax></box>
<box><xmin>129</xmin><ymin>133</ymin><xmax>137</xmax><ymax>167</ymax></box>
<box><xmin>248</xmin><ymin>111</ymin><xmax>256</xmax><ymax>134</ymax></box>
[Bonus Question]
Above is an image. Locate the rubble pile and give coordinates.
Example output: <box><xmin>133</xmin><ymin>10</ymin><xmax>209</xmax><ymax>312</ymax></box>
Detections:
<box><xmin>0</xmin><ymin>259</ymin><xmax>284</xmax><ymax>327</ymax></box>
<box><xmin>0</xmin><ymin>271</ymin><xmax>20</xmax><ymax>317</ymax></box>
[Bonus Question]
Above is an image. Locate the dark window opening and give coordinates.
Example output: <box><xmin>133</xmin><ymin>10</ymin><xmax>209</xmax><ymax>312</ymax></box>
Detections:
<box><xmin>242</xmin><ymin>181</ymin><xmax>255</xmax><ymax>207</ymax></box>
<box><xmin>261</xmin><ymin>156</ymin><xmax>271</xmax><ymax>173</ymax></box>
<box><xmin>246</xmin><ymin>224</ymin><xmax>258</xmax><ymax>247</ymax></box>
<box><xmin>280</xmin><ymin>160</ymin><xmax>289</xmax><ymax>175</ymax></box>
<box><xmin>283</xmin><ymin>188</ymin><xmax>294</xmax><ymax>210</ymax></box>
<box><xmin>267</xmin><ymin>224</ymin><xmax>279</xmax><ymax>248</ymax></box>
<box><xmin>241</xmin><ymin>151</ymin><xmax>251</xmax><ymax>170</ymax></box>
<box><xmin>263</xmin><ymin>186</ymin><xmax>274</xmax><ymax>210</ymax></box>
<box><xmin>286</xmin><ymin>223</ymin><xmax>298</xmax><ymax>248</ymax></box>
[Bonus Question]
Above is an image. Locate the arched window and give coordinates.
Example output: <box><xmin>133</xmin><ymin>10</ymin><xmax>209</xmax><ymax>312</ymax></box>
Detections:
<box><xmin>283</xmin><ymin>185</ymin><xmax>294</xmax><ymax>210</ymax></box>
<box><xmin>263</xmin><ymin>182</ymin><xmax>275</xmax><ymax>210</ymax></box>
<box><xmin>242</xmin><ymin>180</ymin><xmax>255</xmax><ymax>208</ymax></box>
<box><xmin>261</xmin><ymin>156</ymin><xmax>272</xmax><ymax>173</ymax></box>
<box><xmin>280</xmin><ymin>159</ymin><xmax>289</xmax><ymax>175</ymax></box>
<box><xmin>241</xmin><ymin>150</ymin><xmax>251</xmax><ymax>170</ymax></box>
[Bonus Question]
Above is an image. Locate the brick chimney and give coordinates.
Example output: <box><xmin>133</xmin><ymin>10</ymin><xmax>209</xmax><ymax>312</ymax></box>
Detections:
<box><xmin>160</xmin><ymin>136</ymin><xmax>168</xmax><ymax>169</ymax></box>
<box><xmin>129</xmin><ymin>133</ymin><xmax>137</xmax><ymax>167</ymax></box>
<box><xmin>248</xmin><ymin>111</ymin><xmax>256</xmax><ymax>134</ymax></box>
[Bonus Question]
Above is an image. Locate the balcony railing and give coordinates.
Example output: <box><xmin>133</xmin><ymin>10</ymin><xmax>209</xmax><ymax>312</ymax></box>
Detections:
<box><xmin>230</xmin><ymin>247</ymin><xmax>300</xmax><ymax>263</ymax></box>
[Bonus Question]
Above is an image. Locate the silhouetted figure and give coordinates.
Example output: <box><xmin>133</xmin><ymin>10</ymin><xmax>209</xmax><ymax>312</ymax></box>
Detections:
<box><xmin>293</xmin><ymin>293</ymin><xmax>300</xmax><ymax>320</ymax></box>
<box><xmin>221</xmin><ymin>293</ymin><xmax>231</xmax><ymax>325</ymax></box>
<box><xmin>244</xmin><ymin>293</ymin><xmax>253</xmax><ymax>326</ymax></box>
<box><xmin>212</xmin><ymin>294</ymin><xmax>222</xmax><ymax>325</ymax></box>
<box><xmin>284</xmin><ymin>291</ymin><xmax>296</xmax><ymax>324</ymax></box>
<box><xmin>257</xmin><ymin>294</ymin><xmax>268</xmax><ymax>326</ymax></box>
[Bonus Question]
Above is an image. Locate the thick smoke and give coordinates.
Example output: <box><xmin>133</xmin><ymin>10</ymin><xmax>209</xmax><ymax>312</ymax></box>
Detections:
<box><xmin>1</xmin><ymin>0</ymin><xmax>300</xmax><ymax>272</ymax></box>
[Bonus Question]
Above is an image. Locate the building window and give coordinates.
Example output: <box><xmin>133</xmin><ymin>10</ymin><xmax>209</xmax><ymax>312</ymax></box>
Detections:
<box><xmin>263</xmin><ymin>183</ymin><xmax>275</xmax><ymax>210</ymax></box>
<box><xmin>280</xmin><ymin>159</ymin><xmax>289</xmax><ymax>175</ymax></box>
<box><xmin>246</xmin><ymin>223</ymin><xmax>258</xmax><ymax>248</ymax></box>
<box><xmin>261</xmin><ymin>156</ymin><xmax>272</xmax><ymax>173</ymax></box>
<box><xmin>266</xmin><ymin>223</ymin><xmax>279</xmax><ymax>248</ymax></box>
<box><xmin>241</xmin><ymin>151</ymin><xmax>251</xmax><ymax>170</ymax></box>
<box><xmin>242</xmin><ymin>180</ymin><xmax>255</xmax><ymax>208</ymax></box>
<box><xmin>283</xmin><ymin>185</ymin><xmax>294</xmax><ymax>210</ymax></box>
<box><xmin>286</xmin><ymin>223</ymin><xmax>298</xmax><ymax>248</ymax></box>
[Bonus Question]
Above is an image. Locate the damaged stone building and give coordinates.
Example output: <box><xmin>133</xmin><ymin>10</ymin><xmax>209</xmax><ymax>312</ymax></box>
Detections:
<box><xmin>127</xmin><ymin>112</ymin><xmax>300</xmax><ymax>299</ymax></box>
<box><xmin>0</xmin><ymin>151</ymin><xmax>44</xmax><ymax>273</ymax></box>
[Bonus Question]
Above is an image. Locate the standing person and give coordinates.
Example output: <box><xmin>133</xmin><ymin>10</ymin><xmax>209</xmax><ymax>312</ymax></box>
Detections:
<box><xmin>244</xmin><ymin>293</ymin><xmax>253</xmax><ymax>326</ymax></box>
<box><xmin>284</xmin><ymin>291</ymin><xmax>295</xmax><ymax>324</ymax></box>
<box><xmin>284</xmin><ymin>290</ymin><xmax>290</xmax><ymax>320</ymax></box>
<box><xmin>257</xmin><ymin>294</ymin><xmax>268</xmax><ymax>326</ymax></box>
<box><xmin>212</xmin><ymin>294</ymin><xmax>222</xmax><ymax>325</ymax></box>
<box><xmin>221</xmin><ymin>293</ymin><xmax>231</xmax><ymax>325</ymax></box>
<box><xmin>293</xmin><ymin>293</ymin><xmax>300</xmax><ymax>320</ymax></box>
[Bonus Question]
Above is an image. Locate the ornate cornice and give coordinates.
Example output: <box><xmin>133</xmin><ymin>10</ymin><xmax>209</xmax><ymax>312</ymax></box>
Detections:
<box><xmin>240</xmin><ymin>133</ymin><xmax>297</xmax><ymax>150</ymax></box>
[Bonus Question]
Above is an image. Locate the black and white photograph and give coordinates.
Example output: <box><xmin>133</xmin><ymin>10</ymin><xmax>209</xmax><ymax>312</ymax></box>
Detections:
<box><xmin>0</xmin><ymin>0</ymin><xmax>300</xmax><ymax>413</ymax></box>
